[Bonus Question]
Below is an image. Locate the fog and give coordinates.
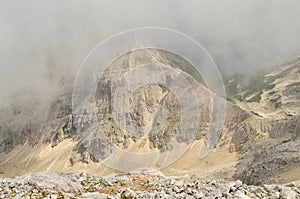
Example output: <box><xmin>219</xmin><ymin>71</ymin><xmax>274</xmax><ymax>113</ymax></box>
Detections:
<box><xmin>1</xmin><ymin>0</ymin><xmax>300</xmax><ymax>111</ymax></box>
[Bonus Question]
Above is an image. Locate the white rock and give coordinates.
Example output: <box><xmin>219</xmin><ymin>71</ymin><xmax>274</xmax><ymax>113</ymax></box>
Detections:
<box><xmin>50</xmin><ymin>194</ymin><xmax>58</xmax><ymax>199</ymax></box>
<box><xmin>235</xmin><ymin>180</ymin><xmax>243</xmax><ymax>188</ymax></box>
<box><xmin>121</xmin><ymin>188</ymin><xmax>137</xmax><ymax>198</ymax></box>
<box><xmin>235</xmin><ymin>190</ymin><xmax>250</xmax><ymax>199</ymax></box>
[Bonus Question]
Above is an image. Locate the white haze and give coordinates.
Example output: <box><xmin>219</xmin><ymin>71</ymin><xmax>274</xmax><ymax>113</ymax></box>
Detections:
<box><xmin>0</xmin><ymin>0</ymin><xmax>300</xmax><ymax>113</ymax></box>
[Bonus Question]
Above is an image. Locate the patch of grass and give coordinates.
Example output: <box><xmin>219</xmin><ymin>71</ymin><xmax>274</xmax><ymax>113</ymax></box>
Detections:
<box><xmin>264</xmin><ymin>83</ymin><xmax>276</xmax><ymax>90</ymax></box>
<box><xmin>218</xmin><ymin>132</ymin><xmax>223</xmax><ymax>141</ymax></box>
<box><xmin>225</xmin><ymin>73</ymin><xmax>266</xmax><ymax>102</ymax></box>
<box><xmin>267</xmin><ymin>90</ymin><xmax>276</xmax><ymax>96</ymax></box>
<box><xmin>286</xmin><ymin>81</ymin><xmax>300</xmax><ymax>89</ymax></box>
<box><xmin>275</xmin><ymin>101</ymin><xmax>282</xmax><ymax>109</ymax></box>
<box><xmin>246</xmin><ymin>90</ymin><xmax>263</xmax><ymax>102</ymax></box>
<box><xmin>163</xmin><ymin>132</ymin><xmax>172</xmax><ymax>142</ymax></box>
<box><xmin>270</xmin><ymin>96</ymin><xmax>281</xmax><ymax>103</ymax></box>
<box><xmin>225</xmin><ymin>60</ymin><xmax>300</xmax><ymax>102</ymax></box>
<box><xmin>269</xmin><ymin>96</ymin><xmax>282</xmax><ymax>109</ymax></box>
<box><xmin>249</xmin><ymin>126</ymin><xmax>258</xmax><ymax>137</ymax></box>
<box><xmin>265</xmin><ymin>62</ymin><xmax>300</xmax><ymax>85</ymax></box>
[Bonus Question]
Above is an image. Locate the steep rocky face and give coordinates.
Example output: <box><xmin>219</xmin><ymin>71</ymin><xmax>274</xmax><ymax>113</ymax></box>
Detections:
<box><xmin>0</xmin><ymin>94</ymin><xmax>49</xmax><ymax>153</ymax></box>
<box><xmin>231</xmin><ymin>115</ymin><xmax>300</xmax><ymax>185</ymax></box>
<box><xmin>0</xmin><ymin>49</ymin><xmax>216</xmax><ymax>172</ymax></box>
<box><xmin>91</xmin><ymin>49</ymin><xmax>212</xmax><ymax>153</ymax></box>
<box><xmin>234</xmin><ymin>139</ymin><xmax>300</xmax><ymax>185</ymax></box>
<box><xmin>0</xmin><ymin>50</ymin><xmax>299</xmax><ymax>185</ymax></box>
<box><xmin>225</xmin><ymin>56</ymin><xmax>300</xmax><ymax>185</ymax></box>
<box><xmin>72</xmin><ymin>49</ymin><xmax>250</xmax><ymax>163</ymax></box>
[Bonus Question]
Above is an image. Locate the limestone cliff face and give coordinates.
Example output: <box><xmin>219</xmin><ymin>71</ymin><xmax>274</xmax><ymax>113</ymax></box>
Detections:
<box><xmin>71</xmin><ymin>49</ymin><xmax>215</xmax><ymax>162</ymax></box>
<box><xmin>72</xmin><ymin>49</ymin><xmax>254</xmax><ymax>162</ymax></box>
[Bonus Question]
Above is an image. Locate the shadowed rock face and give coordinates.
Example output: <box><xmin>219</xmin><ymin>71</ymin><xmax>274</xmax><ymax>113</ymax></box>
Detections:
<box><xmin>233</xmin><ymin>138</ymin><xmax>300</xmax><ymax>184</ymax></box>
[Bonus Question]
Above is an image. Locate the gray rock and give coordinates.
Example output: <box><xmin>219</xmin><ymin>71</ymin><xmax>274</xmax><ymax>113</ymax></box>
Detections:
<box><xmin>234</xmin><ymin>190</ymin><xmax>250</xmax><ymax>199</ymax></box>
<box><xmin>81</xmin><ymin>192</ymin><xmax>108</xmax><ymax>199</ymax></box>
<box><xmin>121</xmin><ymin>188</ymin><xmax>137</xmax><ymax>199</ymax></box>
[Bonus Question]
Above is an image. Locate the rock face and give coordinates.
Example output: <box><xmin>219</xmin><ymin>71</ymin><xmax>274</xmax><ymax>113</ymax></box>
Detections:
<box><xmin>0</xmin><ymin>49</ymin><xmax>299</xmax><ymax>185</ymax></box>
<box><xmin>74</xmin><ymin>49</ymin><xmax>212</xmax><ymax>154</ymax></box>
<box><xmin>224</xmin><ymin>56</ymin><xmax>300</xmax><ymax>185</ymax></box>
<box><xmin>1</xmin><ymin>172</ymin><xmax>299</xmax><ymax>199</ymax></box>
<box><xmin>235</xmin><ymin>139</ymin><xmax>300</xmax><ymax>185</ymax></box>
<box><xmin>68</xmin><ymin>49</ymin><xmax>204</xmax><ymax>164</ymax></box>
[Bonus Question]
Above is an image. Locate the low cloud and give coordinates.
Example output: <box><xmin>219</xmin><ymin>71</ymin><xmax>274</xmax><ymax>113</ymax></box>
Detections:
<box><xmin>0</xmin><ymin>0</ymin><xmax>300</xmax><ymax>110</ymax></box>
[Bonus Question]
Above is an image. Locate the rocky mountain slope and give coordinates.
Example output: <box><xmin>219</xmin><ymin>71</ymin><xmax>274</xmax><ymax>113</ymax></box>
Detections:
<box><xmin>225</xmin><ymin>56</ymin><xmax>300</xmax><ymax>185</ymax></box>
<box><xmin>0</xmin><ymin>50</ymin><xmax>299</xmax><ymax>188</ymax></box>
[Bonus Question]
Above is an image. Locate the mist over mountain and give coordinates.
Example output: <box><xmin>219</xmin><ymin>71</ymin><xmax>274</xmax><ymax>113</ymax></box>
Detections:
<box><xmin>1</xmin><ymin>0</ymin><xmax>300</xmax><ymax>108</ymax></box>
<box><xmin>0</xmin><ymin>1</ymin><xmax>300</xmax><ymax>198</ymax></box>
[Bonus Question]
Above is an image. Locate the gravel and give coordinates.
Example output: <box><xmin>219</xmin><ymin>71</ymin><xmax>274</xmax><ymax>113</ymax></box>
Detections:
<box><xmin>0</xmin><ymin>172</ymin><xmax>299</xmax><ymax>198</ymax></box>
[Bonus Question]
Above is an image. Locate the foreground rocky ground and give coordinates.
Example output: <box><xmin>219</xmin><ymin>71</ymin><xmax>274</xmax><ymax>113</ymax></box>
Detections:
<box><xmin>0</xmin><ymin>172</ymin><xmax>299</xmax><ymax>199</ymax></box>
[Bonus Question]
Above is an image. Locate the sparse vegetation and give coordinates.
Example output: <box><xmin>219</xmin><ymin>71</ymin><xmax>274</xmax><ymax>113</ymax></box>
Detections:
<box><xmin>225</xmin><ymin>60</ymin><xmax>300</xmax><ymax>104</ymax></box>
<box><xmin>267</xmin><ymin>90</ymin><xmax>276</xmax><ymax>96</ymax></box>
<box><xmin>249</xmin><ymin>126</ymin><xmax>258</xmax><ymax>137</ymax></box>
<box><xmin>275</xmin><ymin>101</ymin><xmax>282</xmax><ymax>109</ymax></box>
<box><xmin>225</xmin><ymin>73</ymin><xmax>267</xmax><ymax>103</ymax></box>
<box><xmin>286</xmin><ymin>81</ymin><xmax>300</xmax><ymax>89</ymax></box>
<box><xmin>269</xmin><ymin>96</ymin><xmax>282</xmax><ymax>109</ymax></box>
<box><xmin>246</xmin><ymin>90</ymin><xmax>263</xmax><ymax>102</ymax></box>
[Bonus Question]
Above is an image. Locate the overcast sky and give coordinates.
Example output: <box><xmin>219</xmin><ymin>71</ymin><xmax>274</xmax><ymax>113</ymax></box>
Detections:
<box><xmin>1</xmin><ymin>0</ymin><xmax>300</xmax><ymax>106</ymax></box>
